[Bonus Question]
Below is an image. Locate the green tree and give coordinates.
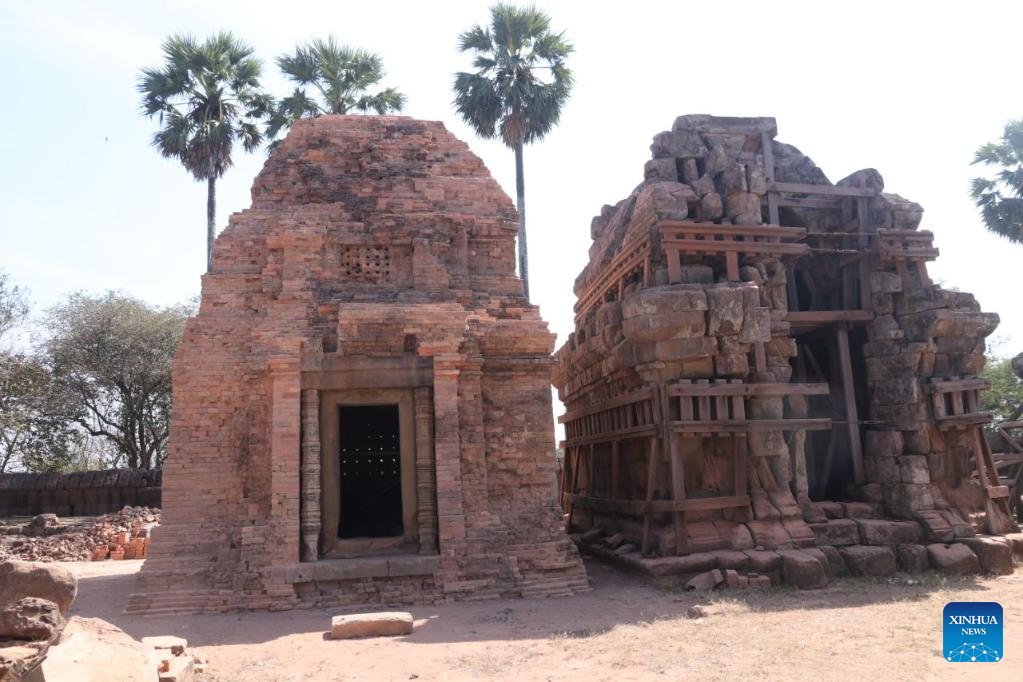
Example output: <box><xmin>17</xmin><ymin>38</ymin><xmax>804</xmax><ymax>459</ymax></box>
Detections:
<box><xmin>453</xmin><ymin>4</ymin><xmax>574</xmax><ymax>301</ymax></box>
<box><xmin>42</xmin><ymin>292</ymin><xmax>190</xmax><ymax>470</ymax></box>
<box><xmin>266</xmin><ymin>37</ymin><xmax>406</xmax><ymax>150</ymax></box>
<box><xmin>0</xmin><ymin>272</ymin><xmax>80</xmax><ymax>473</ymax></box>
<box><xmin>982</xmin><ymin>355</ymin><xmax>1023</xmax><ymax>426</ymax></box>
<box><xmin>0</xmin><ymin>270</ymin><xmax>28</xmax><ymax>341</ymax></box>
<box><xmin>971</xmin><ymin>119</ymin><xmax>1023</xmax><ymax>244</ymax></box>
<box><xmin>0</xmin><ymin>353</ymin><xmax>81</xmax><ymax>473</ymax></box>
<box><xmin>138</xmin><ymin>33</ymin><xmax>270</xmax><ymax>272</ymax></box>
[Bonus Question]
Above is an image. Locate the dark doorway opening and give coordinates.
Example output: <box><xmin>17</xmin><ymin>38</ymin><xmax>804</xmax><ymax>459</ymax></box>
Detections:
<box><xmin>798</xmin><ymin>325</ymin><xmax>869</xmax><ymax>502</ymax></box>
<box><xmin>339</xmin><ymin>405</ymin><xmax>403</xmax><ymax>538</ymax></box>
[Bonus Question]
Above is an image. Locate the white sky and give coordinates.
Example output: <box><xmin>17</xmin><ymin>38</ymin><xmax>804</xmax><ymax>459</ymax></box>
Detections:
<box><xmin>2</xmin><ymin>0</ymin><xmax>1022</xmax><ymax>367</ymax></box>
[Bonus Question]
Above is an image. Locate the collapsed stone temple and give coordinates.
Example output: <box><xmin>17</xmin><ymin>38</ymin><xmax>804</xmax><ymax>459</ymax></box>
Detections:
<box><xmin>554</xmin><ymin>115</ymin><xmax>1019</xmax><ymax>587</ymax></box>
<box><xmin>127</xmin><ymin>116</ymin><xmax>586</xmax><ymax>614</ymax></box>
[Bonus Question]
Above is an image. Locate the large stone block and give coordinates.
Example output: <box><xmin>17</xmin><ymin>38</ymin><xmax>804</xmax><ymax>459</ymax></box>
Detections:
<box><xmin>747</xmin><ymin>520</ymin><xmax>792</xmax><ymax>549</ymax></box>
<box><xmin>927</xmin><ymin>543</ymin><xmax>981</xmax><ymax>576</ymax></box>
<box><xmin>777</xmin><ymin>549</ymin><xmax>828</xmax><ymax>589</ymax></box>
<box><xmin>633</xmin><ymin>181</ymin><xmax>694</xmax><ymax>224</ymax></box>
<box><xmin>41</xmin><ymin>616</ymin><xmax>158</xmax><ymax>682</ymax></box>
<box><xmin>642</xmin><ymin>553</ymin><xmax>718</xmax><ymax>577</ymax></box>
<box><xmin>883</xmin><ymin>483</ymin><xmax>934</xmax><ymax>512</ymax></box>
<box><xmin>865</xmin><ymin>430</ymin><xmax>904</xmax><ymax>459</ymax></box>
<box><xmin>817</xmin><ymin>545</ymin><xmax>848</xmax><ymax>577</ymax></box>
<box><xmin>808</xmin><ymin>519</ymin><xmax>859</xmax><ymax>546</ymax></box>
<box><xmin>743</xmin><ymin>549</ymin><xmax>782</xmax><ymax>575</ymax></box>
<box><xmin>330</xmin><ymin>612</ymin><xmax>414</xmax><ymax>639</ymax></box>
<box><xmin>895</xmin><ymin>544</ymin><xmax>929</xmax><ymax>573</ymax></box>
<box><xmin>1004</xmin><ymin>532</ymin><xmax>1023</xmax><ymax>565</ymax></box>
<box><xmin>650</xmin><ymin>130</ymin><xmax>708</xmax><ymax>159</ymax></box>
<box><xmin>705</xmin><ymin>285</ymin><xmax>746</xmax><ymax>335</ymax></box>
<box><xmin>0</xmin><ymin>561</ymin><xmax>77</xmax><ymax>615</ymax></box>
<box><xmin>838</xmin><ymin>545</ymin><xmax>897</xmax><ymax>576</ymax></box>
<box><xmin>898</xmin><ymin>455</ymin><xmax>931</xmax><ymax>484</ymax></box>
<box><xmin>622</xmin><ymin>311</ymin><xmax>707</xmax><ymax>342</ymax></box>
<box><xmin>644</xmin><ymin>158</ymin><xmax>678</xmax><ymax>182</ymax></box>
<box><xmin>856</xmin><ymin>519</ymin><xmax>921</xmax><ymax>545</ymax></box>
<box><xmin>0</xmin><ymin>597</ymin><xmax>64</xmax><ymax>642</ymax></box>
<box><xmin>958</xmin><ymin>537</ymin><xmax>1013</xmax><ymax>575</ymax></box>
<box><xmin>622</xmin><ymin>286</ymin><xmax>707</xmax><ymax>317</ymax></box>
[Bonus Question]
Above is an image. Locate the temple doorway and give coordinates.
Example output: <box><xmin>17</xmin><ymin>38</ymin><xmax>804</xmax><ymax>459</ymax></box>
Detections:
<box><xmin>339</xmin><ymin>405</ymin><xmax>403</xmax><ymax>539</ymax></box>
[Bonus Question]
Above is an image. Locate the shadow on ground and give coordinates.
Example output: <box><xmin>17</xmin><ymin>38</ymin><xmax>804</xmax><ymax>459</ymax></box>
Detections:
<box><xmin>67</xmin><ymin>557</ymin><xmax>1000</xmax><ymax>649</ymax></box>
<box><xmin>68</xmin><ymin>556</ymin><xmax>1002</xmax><ymax>650</ymax></box>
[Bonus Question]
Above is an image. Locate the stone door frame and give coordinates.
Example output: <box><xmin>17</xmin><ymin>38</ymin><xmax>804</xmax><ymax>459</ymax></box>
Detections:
<box><xmin>319</xmin><ymin>388</ymin><xmax>418</xmax><ymax>557</ymax></box>
<box><xmin>298</xmin><ymin>354</ymin><xmax>440</xmax><ymax>563</ymax></box>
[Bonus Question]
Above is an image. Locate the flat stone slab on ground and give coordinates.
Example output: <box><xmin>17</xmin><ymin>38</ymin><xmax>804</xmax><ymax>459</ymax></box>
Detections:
<box><xmin>330</xmin><ymin>612</ymin><xmax>414</xmax><ymax>639</ymax></box>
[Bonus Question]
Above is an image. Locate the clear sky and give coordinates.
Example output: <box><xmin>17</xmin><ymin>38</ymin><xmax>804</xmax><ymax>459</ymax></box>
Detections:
<box><xmin>2</xmin><ymin>0</ymin><xmax>1022</xmax><ymax>366</ymax></box>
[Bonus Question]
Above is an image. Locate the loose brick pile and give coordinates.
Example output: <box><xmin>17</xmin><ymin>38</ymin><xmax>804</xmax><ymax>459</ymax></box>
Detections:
<box><xmin>128</xmin><ymin>116</ymin><xmax>587</xmax><ymax>615</ymax></box>
<box><xmin>0</xmin><ymin>507</ymin><xmax>159</xmax><ymax>563</ymax></box>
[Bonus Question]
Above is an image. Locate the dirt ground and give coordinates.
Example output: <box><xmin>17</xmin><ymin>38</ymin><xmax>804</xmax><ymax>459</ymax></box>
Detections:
<box><xmin>61</xmin><ymin>558</ymin><xmax>1023</xmax><ymax>681</ymax></box>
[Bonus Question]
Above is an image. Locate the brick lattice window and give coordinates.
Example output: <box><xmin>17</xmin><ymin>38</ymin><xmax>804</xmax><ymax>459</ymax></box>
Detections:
<box><xmin>341</xmin><ymin>245</ymin><xmax>391</xmax><ymax>283</ymax></box>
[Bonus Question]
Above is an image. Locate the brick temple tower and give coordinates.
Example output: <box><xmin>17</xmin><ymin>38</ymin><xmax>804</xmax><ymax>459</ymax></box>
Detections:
<box><xmin>128</xmin><ymin>116</ymin><xmax>586</xmax><ymax>614</ymax></box>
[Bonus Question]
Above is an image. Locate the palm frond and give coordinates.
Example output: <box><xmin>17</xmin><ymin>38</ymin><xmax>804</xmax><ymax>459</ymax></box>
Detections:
<box><xmin>453</xmin><ymin>5</ymin><xmax>573</xmax><ymax>148</ymax></box>
<box><xmin>139</xmin><ymin>31</ymin><xmax>269</xmax><ymax>180</ymax></box>
<box><xmin>458</xmin><ymin>26</ymin><xmax>493</xmax><ymax>53</ymax></box>
<box><xmin>970</xmin><ymin>118</ymin><xmax>1023</xmax><ymax>243</ymax></box>
<box><xmin>273</xmin><ymin>36</ymin><xmax>406</xmax><ymax>123</ymax></box>
<box><xmin>453</xmin><ymin>72</ymin><xmax>502</xmax><ymax>139</ymax></box>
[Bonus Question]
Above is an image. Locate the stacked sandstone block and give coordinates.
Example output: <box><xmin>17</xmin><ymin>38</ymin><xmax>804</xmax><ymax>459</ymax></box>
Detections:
<box><xmin>554</xmin><ymin>114</ymin><xmax>1013</xmax><ymax>585</ymax></box>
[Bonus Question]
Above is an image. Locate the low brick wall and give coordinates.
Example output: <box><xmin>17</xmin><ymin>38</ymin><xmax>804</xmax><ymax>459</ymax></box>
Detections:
<box><xmin>0</xmin><ymin>469</ymin><xmax>161</xmax><ymax>517</ymax></box>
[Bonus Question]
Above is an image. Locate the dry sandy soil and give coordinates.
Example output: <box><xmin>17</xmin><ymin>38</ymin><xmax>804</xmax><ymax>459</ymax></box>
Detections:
<box><xmin>61</xmin><ymin>558</ymin><xmax>1023</xmax><ymax>681</ymax></box>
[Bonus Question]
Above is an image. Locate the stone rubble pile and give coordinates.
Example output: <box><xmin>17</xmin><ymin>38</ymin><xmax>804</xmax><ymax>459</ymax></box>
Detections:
<box><xmin>0</xmin><ymin>560</ymin><xmax>77</xmax><ymax>680</ymax></box>
<box><xmin>0</xmin><ymin>557</ymin><xmax>203</xmax><ymax>681</ymax></box>
<box><xmin>579</xmin><ymin>515</ymin><xmax>1023</xmax><ymax>590</ymax></box>
<box><xmin>0</xmin><ymin>507</ymin><xmax>159</xmax><ymax>563</ymax></box>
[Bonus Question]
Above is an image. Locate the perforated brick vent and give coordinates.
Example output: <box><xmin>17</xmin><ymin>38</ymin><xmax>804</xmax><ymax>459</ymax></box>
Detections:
<box><xmin>341</xmin><ymin>245</ymin><xmax>391</xmax><ymax>282</ymax></box>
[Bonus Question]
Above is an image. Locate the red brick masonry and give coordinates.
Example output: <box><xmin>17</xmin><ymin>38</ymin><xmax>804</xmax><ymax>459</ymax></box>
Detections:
<box><xmin>127</xmin><ymin>116</ymin><xmax>587</xmax><ymax>614</ymax></box>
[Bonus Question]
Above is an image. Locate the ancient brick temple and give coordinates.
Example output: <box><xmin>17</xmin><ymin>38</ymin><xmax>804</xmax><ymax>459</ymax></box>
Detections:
<box><xmin>127</xmin><ymin>116</ymin><xmax>586</xmax><ymax>614</ymax></box>
<box><xmin>554</xmin><ymin>115</ymin><xmax>1019</xmax><ymax>587</ymax></box>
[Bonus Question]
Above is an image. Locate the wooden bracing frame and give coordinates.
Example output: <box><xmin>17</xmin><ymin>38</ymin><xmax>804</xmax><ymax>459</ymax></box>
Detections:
<box><xmin>560</xmin><ymin>380</ymin><xmax>831</xmax><ymax>555</ymax></box>
<box><xmin>875</xmin><ymin>229</ymin><xmax>937</xmax><ymax>289</ymax></box>
<box><xmin>659</xmin><ymin>221</ymin><xmax>807</xmax><ymax>283</ymax></box>
<box><xmin>994</xmin><ymin>421</ymin><xmax>1023</xmax><ymax>518</ymax></box>
<box><xmin>561</xmin><ymin>129</ymin><xmax>1011</xmax><ymax>549</ymax></box>
<box><xmin>927</xmin><ymin>377</ymin><xmax>1014</xmax><ymax>533</ymax></box>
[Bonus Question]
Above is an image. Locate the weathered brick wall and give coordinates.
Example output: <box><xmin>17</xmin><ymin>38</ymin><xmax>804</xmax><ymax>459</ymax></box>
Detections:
<box><xmin>0</xmin><ymin>469</ymin><xmax>161</xmax><ymax>517</ymax></box>
<box><xmin>128</xmin><ymin>116</ymin><xmax>586</xmax><ymax>614</ymax></box>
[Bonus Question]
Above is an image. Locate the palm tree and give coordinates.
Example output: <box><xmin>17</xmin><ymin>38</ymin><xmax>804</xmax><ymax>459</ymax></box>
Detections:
<box><xmin>139</xmin><ymin>33</ymin><xmax>269</xmax><ymax>272</ymax></box>
<box><xmin>266</xmin><ymin>37</ymin><xmax>406</xmax><ymax>150</ymax></box>
<box><xmin>453</xmin><ymin>4</ymin><xmax>573</xmax><ymax>301</ymax></box>
<box><xmin>971</xmin><ymin>119</ymin><xmax>1023</xmax><ymax>244</ymax></box>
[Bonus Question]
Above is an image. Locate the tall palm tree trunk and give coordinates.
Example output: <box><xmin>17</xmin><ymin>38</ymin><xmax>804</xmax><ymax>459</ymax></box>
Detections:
<box><xmin>206</xmin><ymin>177</ymin><xmax>216</xmax><ymax>272</ymax></box>
<box><xmin>514</xmin><ymin>141</ymin><xmax>529</xmax><ymax>301</ymax></box>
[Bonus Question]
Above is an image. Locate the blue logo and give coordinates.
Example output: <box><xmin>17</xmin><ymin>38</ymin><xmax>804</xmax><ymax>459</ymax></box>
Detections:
<box><xmin>944</xmin><ymin>602</ymin><xmax>1002</xmax><ymax>662</ymax></box>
